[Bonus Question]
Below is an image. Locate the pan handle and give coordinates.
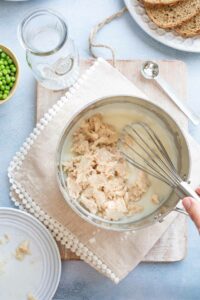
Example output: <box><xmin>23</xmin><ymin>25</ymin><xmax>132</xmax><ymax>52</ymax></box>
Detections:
<box><xmin>174</xmin><ymin>205</ymin><xmax>188</xmax><ymax>216</ymax></box>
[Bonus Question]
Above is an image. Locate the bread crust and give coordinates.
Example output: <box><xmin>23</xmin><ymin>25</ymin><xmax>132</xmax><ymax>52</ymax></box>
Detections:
<box><xmin>144</xmin><ymin>0</ymin><xmax>182</xmax><ymax>7</ymax></box>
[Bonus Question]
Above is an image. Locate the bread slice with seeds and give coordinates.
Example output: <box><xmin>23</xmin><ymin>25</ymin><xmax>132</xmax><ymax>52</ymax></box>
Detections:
<box><xmin>175</xmin><ymin>13</ymin><xmax>200</xmax><ymax>37</ymax></box>
<box><xmin>145</xmin><ymin>0</ymin><xmax>200</xmax><ymax>29</ymax></box>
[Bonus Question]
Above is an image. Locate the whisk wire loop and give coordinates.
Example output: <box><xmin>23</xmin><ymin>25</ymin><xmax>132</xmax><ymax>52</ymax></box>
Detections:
<box><xmin>119</xmin><ymin>122</ymin><xmax>200</xmax><ymax>203</ymax></box>
<box><xmin>120</xmin><ymin>122</ymin><xmax>181</xmax><ymax>188</ymax></box>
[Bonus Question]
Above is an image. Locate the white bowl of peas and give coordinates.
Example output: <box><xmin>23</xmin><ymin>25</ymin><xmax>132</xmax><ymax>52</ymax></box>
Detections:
<box><xmin>0</xmin><ymin>45</ymin><xmax>19</xmax><ymax>104</ymax></box>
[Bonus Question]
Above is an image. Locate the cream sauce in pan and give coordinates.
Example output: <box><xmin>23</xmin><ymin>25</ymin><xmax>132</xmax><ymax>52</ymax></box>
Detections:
<box><xmin>62</xmin><ymin>102</ymin><xmax>178</xmax><ymax>222</ymax></box>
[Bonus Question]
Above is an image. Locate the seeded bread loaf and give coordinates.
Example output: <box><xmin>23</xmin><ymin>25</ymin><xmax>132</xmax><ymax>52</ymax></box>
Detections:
<box><xmin>143</xmin><ymin>0</ymin><xmax>183</xmax><ymax>6</ymax></box>
<box><xmin>145</xmin><ymin>0</ymin><xmax>200</xmax><ymax>29</ymax></box>
<box><xmin>175</xmin><ymin>13</ymin><xmax>200</xmax><ymax>37</ymax></box>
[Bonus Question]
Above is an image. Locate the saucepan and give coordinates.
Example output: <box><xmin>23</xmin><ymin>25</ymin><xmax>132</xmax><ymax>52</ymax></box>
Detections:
<box><xmin>56</xmin><ymin>95</ymin><xmax>190</xmax><ymax>231</ymax></box>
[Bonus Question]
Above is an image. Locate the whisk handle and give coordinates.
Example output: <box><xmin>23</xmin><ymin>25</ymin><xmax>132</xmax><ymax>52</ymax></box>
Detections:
<box><xmin>178</xmin><ymin>181</ymin><xmax>200</xmax><ymax>202</ymax></box>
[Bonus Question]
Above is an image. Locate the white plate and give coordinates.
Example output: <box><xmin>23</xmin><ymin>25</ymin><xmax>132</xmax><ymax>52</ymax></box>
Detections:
<box><xmin>124</xmin><ymin>0</ymin><xmax>200</xmax><ymax>53</ymax></box>
<box><xmin>0</xmin><ymin>208</ymin><xmax>61</xmax><ymax>300</ymax></box>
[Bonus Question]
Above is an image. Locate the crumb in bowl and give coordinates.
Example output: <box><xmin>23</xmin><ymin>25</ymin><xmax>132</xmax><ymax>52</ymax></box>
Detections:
<box><xmin>0</xmin><ymin>233</ymin><xmax>10</xmax><ymax>245</ymax></box>
<box><xmin>27</xmin><ymin>293</ymin><xmax>37</xmax><ymax>300</ymax></box>
<box><xmin>4</xmin><ymin>234</ymin><xmax>10</xmax><ymax>242</ymax></box>
<box><xmin>15</xmin><ymin>240</ymin><xmax>31</xmax><ymax>261</ymax></box>
<box><xmin>63</xmin><ymin>114</ymin><xmax>152</xmax><ymax>221</ymax></box>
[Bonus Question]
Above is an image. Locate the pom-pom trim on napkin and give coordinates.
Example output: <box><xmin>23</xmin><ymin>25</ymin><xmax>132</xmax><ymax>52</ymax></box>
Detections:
<box><xmin>8</xmin><ymin>58</ymin><xmax>120</xmax><ymax>283</ymax></box>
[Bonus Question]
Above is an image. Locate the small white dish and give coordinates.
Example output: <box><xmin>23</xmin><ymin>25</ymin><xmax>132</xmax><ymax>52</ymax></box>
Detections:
<box><xmin>0</xmin><ymin>208</ymin><xmax>61</xmax><ymax>300</ymax></box>
<box><xmin>124</xmin><ymin>0</ymin><xmax>200</xmax><ymax>53</ymax></box>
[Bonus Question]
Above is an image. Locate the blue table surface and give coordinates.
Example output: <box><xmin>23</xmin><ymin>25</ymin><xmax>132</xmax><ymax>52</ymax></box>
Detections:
<box><xmin>1</xmin><ymin>0</ymin><xmax>200</xmax><ymax>299</ymax></box>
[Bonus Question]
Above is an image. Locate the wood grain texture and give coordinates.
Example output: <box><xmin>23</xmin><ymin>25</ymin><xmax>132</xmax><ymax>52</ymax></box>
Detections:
<box><xmin>37</xmin><ymin>59</ymin><xmax>187</xmax><ymax>262</ymax></box>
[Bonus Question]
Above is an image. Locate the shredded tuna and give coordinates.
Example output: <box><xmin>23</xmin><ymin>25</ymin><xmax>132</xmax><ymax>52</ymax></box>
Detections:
<box><xmin>63</xmin><ymin>114</ymin><xmax>151</xmax><ymax>221</ymax></box>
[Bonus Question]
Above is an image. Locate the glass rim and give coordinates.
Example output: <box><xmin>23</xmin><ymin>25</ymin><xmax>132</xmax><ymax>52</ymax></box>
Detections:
<box><xmin>18</xmin><ymin>9</ymin><xmax>68</xmax><ymax>56</ymax></box>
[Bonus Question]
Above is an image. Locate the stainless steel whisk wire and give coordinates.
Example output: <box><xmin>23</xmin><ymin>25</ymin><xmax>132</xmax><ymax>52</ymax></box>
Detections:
<box><xmin>119</xmin><ymin>122</ymin><xmax>199</xmax><ymax>201</ymax></box>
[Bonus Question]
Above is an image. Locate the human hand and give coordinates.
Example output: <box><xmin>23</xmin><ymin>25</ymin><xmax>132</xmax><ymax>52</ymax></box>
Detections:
<box><xmin>182</xmin><ymin>188</ymin><xmax>200</xmax><ymax>232</ymax></box>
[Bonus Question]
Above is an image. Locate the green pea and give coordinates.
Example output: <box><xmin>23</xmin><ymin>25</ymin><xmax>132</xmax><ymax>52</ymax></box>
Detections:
<box><xmin>2</xmin><ymin>94</ymin><xmax>7</xmax><ymax>100</ymax></box>
<box><xmin>2</xmin><ymin>80</ymin><xmax>6</xmax><ymax>85</ymax></box>
<box><xmin>11</xmin><ymin>66</ymin><xmax>16</xmax><ymax>72</ymax></box>
<box><xmin>1</xmin><ymin>53</ymin><xmax>6</xmax><ymax>58</ymax></box>
<box><xmin>6</xmin><ymin>76</ymin><xmax>10</xmax><ymax>83</ymax></box>
<box><xmin>11</xmin><ymin>76</ymin><xmax>15</xmax><ymax>82</ymax></box>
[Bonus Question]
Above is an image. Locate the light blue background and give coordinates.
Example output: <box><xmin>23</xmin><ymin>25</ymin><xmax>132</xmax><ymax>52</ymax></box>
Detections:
<box><xmin>0</xmin><ymin>0</ymin><xmax>200</xmax><ymax>299</ymax></box>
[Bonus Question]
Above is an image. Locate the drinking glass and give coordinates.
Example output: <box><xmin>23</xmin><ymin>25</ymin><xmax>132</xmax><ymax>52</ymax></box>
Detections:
<box><xmin>18</xmin><ymin>9</ymin><xmax>79</xmax><ymax>90</ymax></box>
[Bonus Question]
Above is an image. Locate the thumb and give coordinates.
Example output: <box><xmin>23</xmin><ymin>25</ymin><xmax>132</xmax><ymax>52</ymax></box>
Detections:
<box><xmin>182</xmin><ymin>197</ymin><xmax>200</xmax><ymax>231</ymax></box>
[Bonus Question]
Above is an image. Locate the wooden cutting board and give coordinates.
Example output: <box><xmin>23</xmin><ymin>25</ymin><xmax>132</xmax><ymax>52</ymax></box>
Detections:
<box><xmin>37</xmin><ymin>59</ymin><xmax>187</xmax><ymax>261</ymax></box>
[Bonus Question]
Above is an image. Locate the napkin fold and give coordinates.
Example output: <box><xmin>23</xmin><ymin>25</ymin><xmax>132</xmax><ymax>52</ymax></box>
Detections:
<box><xmin>9</xmin><ymin>58</ymin><xmax>200</xmax><ymax>283</ymax></box>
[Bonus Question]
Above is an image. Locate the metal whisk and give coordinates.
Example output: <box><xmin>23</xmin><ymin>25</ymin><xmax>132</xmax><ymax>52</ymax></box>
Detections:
<box><xmin>119</xmin><ymin>122</ymin><xmax>199</xmax><ymax>201</ymax></box>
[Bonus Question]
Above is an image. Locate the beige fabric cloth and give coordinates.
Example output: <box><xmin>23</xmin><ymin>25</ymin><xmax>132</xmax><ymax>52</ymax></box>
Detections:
<box><xmin>9</xmin><ymin>58</ymin><xmax>200</xmax><ymax>283</ymax></box>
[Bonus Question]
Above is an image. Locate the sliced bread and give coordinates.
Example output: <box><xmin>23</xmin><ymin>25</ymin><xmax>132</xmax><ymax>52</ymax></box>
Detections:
<box><xmin>145</xmin><ymin>0</ymin><xmax>200</xmax><ymax>29</ymax></box>
<box><xmin>143</xmin><ymin>0</ymin><xmax>183</xmax><ymax>6</ymax></box>
<box><xmin>175</xmin><ymin>13</ymin><xmax>200</xmax><ymax>37</ymax></box>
